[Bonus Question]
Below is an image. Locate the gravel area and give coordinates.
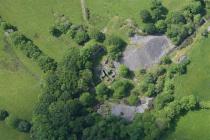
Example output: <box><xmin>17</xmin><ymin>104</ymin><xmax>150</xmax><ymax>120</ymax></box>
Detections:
<box><xmin>121</xmin><ymin>35</ymin><xmax>175</xmax><ymax>70</ymax></box>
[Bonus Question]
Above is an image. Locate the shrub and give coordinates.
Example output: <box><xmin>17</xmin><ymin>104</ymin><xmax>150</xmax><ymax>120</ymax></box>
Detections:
<box><xmin>112</xmin><ymin>79</ymin><xmax>133</xmax><ymax>99</ymax></box>
<box><xmin>0</xmin><ymin>109</ymin><xmax>9</xmax><ymax>121</ymax></box>
<box><xmin>201</xmin><ymin>30</ymin><xmax>208</xmax><ymax>37</ymax></box>
<box><xmin>5</xmin><ymin>115</ymin><xmax>20</xmax><ymax>128</ymax></box>
<box><xmin>1</xmin><ymin>22</ymin><xmax>17</xmax><ymax>31</ymax></box>
<box><xmin>17</xmin><ymin>120</ymin><xmax>31</xmax><ymax>133</ymax></box>
<box><xmin>146</xmin><ymin>83</ymin><xmax>156</xmax><ymax>97</ymax></box>
<box><xmin>89</xmin><ymin>29</ymin><xmax>105</xmax><ymax>42</ymax></box>
<box><xmin>95</xmin><ymin>83</ymin><xmax>112</xmax><ymax>100</ymax></box>
<box><xmin>143</xmin><ymin>23</ymin><xmax>157</xmax><ymax>34</ymax></box>
<box><xmin>79</xmin><ymin>92</ymin><xmax>94</xmax><ymax>106</ymax></box>
<box><xmin>106</xmin><ymin>35</ymin><xmax>126</xmax><ymax>49</ymax></box>
<box><xmin>74</xmin><ymin>31</ymin><xmax>90</xmax><ymax>45</ymax></box>
<box><xmin>10</xmin><ymin>32</ymin><xmax>30</xmax><ymax>45</ymax></box>
<box><xmin>154</xmin><ymin>93</ymin><xmax>174</xmax><ymax>110</ymax></box>
<box><xmin>106</xmin><ymin>45</ymin><xmax>122</xmax><ymax>60</ymax></box>
<box><xmin>49</xmin><ymin>26</ymin><xmax>62</xmax><ymax>37</ymax></box>
<box><xmin>118</xmin><ymin>64</ymin><xmax>130</xmax><ymax>78</ymax></box>
<box><xmin>38</xmin><ymin>55</ymin><xmax>57</xmax><ymax>72</ymax></box>
<box><xmin>140</xmin><ymin>10</ymin><xmax>152</xmax><ymax>23</ymax></box>
<box><xmin>166</xmin><ymin>12</ymin><xmax>186</xmax><ymax>24</ymax></box>
<box><xmin>155</xmin><ymin>20</ymin><xmax>167</xmax><ymax>33</ymax></box>
<box><xmin>155</xmin><ymin>76</ymin><xmax>165</xmax><ymax>94</ymax></box>
<box><xmin>127</xmin><ymin>95</ymin><xmax>139</xmax><ymax>106</ymax></box>
<box><xmin>160</xmin><ymin>56</ymin><xmax>172</xmax><ymax>65</ymax></box>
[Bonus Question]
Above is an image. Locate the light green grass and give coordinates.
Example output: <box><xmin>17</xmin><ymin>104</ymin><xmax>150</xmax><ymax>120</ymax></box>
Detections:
<box><xmin>0</xmin><ymin>0</ymin><xmax>82</xmax><ymax>61</ymax></box>
<box><xmin>174</xmin><ymin>35</ymin><xmax>210</xmax><ymax>101</ymax></box>
<box><xmin>0</xmin><ymin>122</ymin><xmax>30</xmax><ymax>140</ymax></box>
<box><xmin>165</xmin><ymin>110</ymin><xmax>210</xmax><ymax>140</ymax></box>
<box><xmin>0</xmin><ymin>30</ymin><xmax>41</xmax><ymax>140</ymax></box>
<box><xmin>86</xmin><ymin>0</ymin><xmax>191</xmax><ymax>29</ymax></box>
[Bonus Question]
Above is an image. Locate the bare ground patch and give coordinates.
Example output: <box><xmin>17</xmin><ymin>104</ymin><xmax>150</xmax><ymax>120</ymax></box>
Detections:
<box><xmin>121</xmin><ymin>35</ymin><xmax>175</xmax><ymax>70</ymax></box>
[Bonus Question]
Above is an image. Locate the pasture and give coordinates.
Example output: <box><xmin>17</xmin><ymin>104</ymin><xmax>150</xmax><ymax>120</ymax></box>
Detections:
<box><xmin>165</xmin><ymin>110</ymin><xmax>210</xmax><ymax>140</ymax></box>
<box><xmin>0</xmin><ymin>0</ymin><xmax>206</xmax><ymax>139</ymax></box>
<box><xmin>174</xmin><ymin>34</ymin><xmax>210</xmax><ymax>100</ymax></box>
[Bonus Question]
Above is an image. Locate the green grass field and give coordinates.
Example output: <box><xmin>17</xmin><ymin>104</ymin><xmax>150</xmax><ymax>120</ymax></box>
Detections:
<box><xmin>86</xmin><ymin>0</ymin><xmax>191</xmax><ymax>29</ymax></box>
<box><xmin>0</xmin><ymin>29</ymin><xmax>41</xmax><ymax>139</ymax></box>
<box><xmin>0</xmin><ymin>0</ymin><xmax>82</xmax><ymax>61</ymax></box>
<box><xmin>166</xmin><ymin>22</ymin><xmax>210</xmax><ymax>139</ymax></box>
<box><xmin>165</xmin><ymin>110</ymin><xmax>210</xmax><ymax>140</ymax></box>
<box><xmin>174</xmin><ymin>35</ymin><xmax>210</xmax><ymax>101</ymax></box>
<box><xmin>0</xmin><ymin>0</ymin><xmax>207</xmax><ymax>139</ymax></box>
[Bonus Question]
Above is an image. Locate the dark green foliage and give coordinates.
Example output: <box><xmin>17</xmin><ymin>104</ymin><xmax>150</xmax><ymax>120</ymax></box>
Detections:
<box><xmin>74</xmin><ymin>31</ymin><xmax>90</xmax><ymax>45</ymax></box>
<box><xmin>155</xmin><ymin>76</ymin><xmax>165</xmax><ymax>94</ymax></box>
<box><xmin>166</xmin><ymin>12</ymin><xmax>186</xmax><ymax>24</ymax></box>
<box><xmin>146</xmin><ymin>83</ymin><xmax>156</xmax><ymax>97</ymax></box>
<box><xmin>106</xmin><ymin>35</ymin><xmax>126</xmax><ymax>60</ymax></box>
<box><xmin>143</xmin><ymin>23</ymin><xmax>157</xmax><ymax>34</ymax></box>
<box><xmin>118</xmin><ymin>64</ymin><xmax>131</xmax><ymax>78</ymax></box>
<box><xmin>184</xmin><ymin>1</ymin><xmax>203</xmax><ymax>15</ymax></box>
<box><xmin>79</xmin><ymin>92</ymin><xmax>95</xmax><ymax>106</ymax></box>
<box><xmin>49</xmin><ymin>26</ymin><xmax>62</xmax><ymax>37</ymax></box>
<box><xmin>154</xmin><ymin>93</ymin><xmax>174</xmax><ymax>109</ymax></box>
<box><xmin>166</xmin><ymin>24</ymin><xmax>194</xmax><ymax>45</ymax></box>
<box><xmin>31</xmin><ymin>46</ymin><xmax>97</xmax><ymax>139</ymax></box>
<box><xmin>49</xmin><ymin>17</ymin><xmax>72</xmax><ymax>37</ymax></box>
<box><xmin>112</xmin><ymin>79</ymin><xmax>133</xmax><ymax>99</ymax></box>
<box><xmin>155</xmin><ymin>20</ymin><xmax>167</xmax><ymax>33</ymax></box>
<box><xmin>0</xmin><ymin>109</ymin><xmax>9</xmax><ymax>121</ymax></box>
<box><xmin>17</xmin><ymin>120</ymin><xmax>31</xmax><ymax>133</ymax></box>
<box><xmin>95</xmin><ymin>83</ymin><xmax>112</xmax><ymax>100</ymax></box>
<box><xmin>80</xmin><ymin>40</ymin><xmax>105</xmax><ymax>65</ymax></box>
<box><xmin>83</xmin><ymin>117</ymin><xmax>129</xmax><ymax>140</ymax></box>
<box><xmin>140</xmin><ymin>9</ymin><xmax>152</xmax><ymax>23</ymax></box>
<box><xmin>127</xmin><ymin>95</ymin><xmax>139</xmax><ymax>106</ymax></box>
<box><xmin>150</xmin><ymin>0</ymin><xmax>168</xmax><ymax>21</ymax></box>
<box><xmin>106</xmin><ymin>35</ymin><xmax>126</xmax><ymax>49</ymax></box>
<box><xmin>160</xmin><ymin>56</ymin><xmax>172</xmax><ymax>65</ymax></box>
<box><xmin>38</xmin><ymin>55</ymin><xmax>57</xmax><ymax>72</ymax></box>
<box><xmin>5</xmin><ymin>115</ymin><xmax>20</xmax><ymax>129</ymax></box>
<box><xmin>78</xmin><ymin>69</ymin><xmax>93</xmax><ymax>92</ymax></box>
<box><xmin>89</xmin><ymin>29</ymin><xmax>105</xmax><ymax>42</ymax></box>
<box><xmin>10</xmin><ymin>32</ymin><xmax>31</xmax><ymax>46</ymax></box>
<box><xmin>1</xmin><ymin>22</ymin><xmax>17</xmax><ymax>31</ymax></box>
<box><xmin>9</xmin><ymin>31</ymin><xmax>57</xmax><ymax>73</ymax></box>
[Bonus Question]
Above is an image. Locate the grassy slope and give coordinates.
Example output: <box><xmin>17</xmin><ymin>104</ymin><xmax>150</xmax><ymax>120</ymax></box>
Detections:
<box><xmin>174</xmin><ymin>35</ymin><xmax>210</xmax><ymax>100</ymax></box>
<box><xmin>0</xmin><ymin>30</ymin><xmax>41</xmax><ymax>139</ymax></box>
<box><xmin>0</xmin><ymin>0</ymin><xmax>82</xmax><ymax>61</ymax></box>
<box><xmin>166</xmin><ymin>22</ymin><xmax>210</xmax><ymax>139</ymax></box>
<box><xmin>86</xmin><ymin>0</ymin><xmax>191</xmax><ymax>29</ymax></box>
<box><xmin>165</xmin><ymin>110</ymin><xmax>210</xmax><ymax>140</ymax></box>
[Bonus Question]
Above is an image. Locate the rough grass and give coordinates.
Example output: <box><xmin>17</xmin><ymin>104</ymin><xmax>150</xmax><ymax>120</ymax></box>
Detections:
<box><xmin>0</xmin><ymin>0</ymin><xmax>82</xmax><ymax>61</ymax></box>
<box><xmin>166</xmin><ymin>23</ymin><xmax>210</xmax><ymax>139</ymax></box>
<box><xmin>165</xmin><ymin>110</ymin><xmax>210</xmax><ymax>140</ymax></box>
<box><xmin>174</xmin><ymin>35</ymin><xmax>210</xmax><ymax>101</ymax></box>
<box><xmin>0</xmin><ymin>30</ymin><xmax>41</xmax><ymax>140</ymax></box>
<box><xmin>86</xmin><ymin>0</ymin><xmax>191</xmax><ymax>29</ymax></box>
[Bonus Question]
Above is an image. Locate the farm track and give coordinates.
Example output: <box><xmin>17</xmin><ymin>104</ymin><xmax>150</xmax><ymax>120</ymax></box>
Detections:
<box><xmin>80</xmin><ymin>0</ymin><xmax>88</xmax><ymax>22</ymax></box>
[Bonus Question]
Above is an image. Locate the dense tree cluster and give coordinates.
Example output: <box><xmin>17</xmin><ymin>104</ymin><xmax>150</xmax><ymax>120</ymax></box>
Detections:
<box><xmin>31</xmin><ymin>43</ymin><xmax>106</xmax><ymax>139</ymax></box>
<box><xmin>140</xmin><ymin>0</ymin><xmax>206</xmax><ymax>45</ymax></box>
